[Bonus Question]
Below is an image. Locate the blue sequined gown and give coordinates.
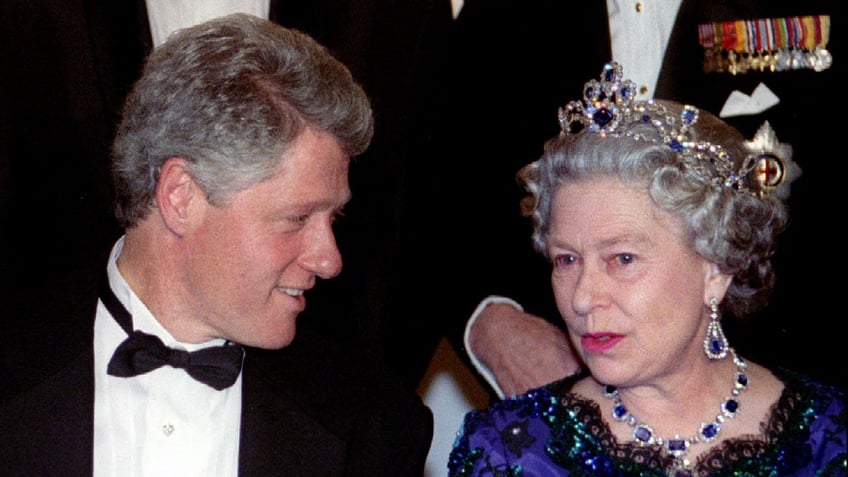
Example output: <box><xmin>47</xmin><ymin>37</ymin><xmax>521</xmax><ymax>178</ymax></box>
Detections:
<box><xmin>448</xmin><ymin>369</ymin><xmax>846</xmax><ymax>476</ymax></box>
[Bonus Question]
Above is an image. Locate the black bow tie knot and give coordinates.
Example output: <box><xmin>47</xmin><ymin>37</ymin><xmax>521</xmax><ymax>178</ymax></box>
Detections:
<box><xmin>107</xmin><ymin>330</ymin><xmax>244</xmax><ymax>390</ymax></box>
<box><xmin>100</xmin><ymin>273</ymin><xmax>244</xmax><ymax>391</ymax></box>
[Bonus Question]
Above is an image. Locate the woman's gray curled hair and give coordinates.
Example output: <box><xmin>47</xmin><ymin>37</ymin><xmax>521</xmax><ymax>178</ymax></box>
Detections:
<box><xmin>112</xmin><ymin>13</ymin><xmax>374</xmax><ymax>228</ymax></box>
<box><xmin>518</xmin><ymin>100</ymin><xmax>789</xmax><ymax>318</ymax></box>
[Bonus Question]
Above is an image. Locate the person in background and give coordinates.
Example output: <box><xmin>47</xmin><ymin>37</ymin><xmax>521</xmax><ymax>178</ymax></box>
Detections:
<box><xmin>448</xmin><ymin>62</ymin><xmax>846</xmax><ymax>476</ymax></box>
<box><xmin>0</xmin><ymin>14</ymin><xmax>432</xmax><ymax>475</ymax></box>
<box><xmin>449</xmin><ymin>0</ymin><xmax>843</xmax><ymax>398</ymax></box>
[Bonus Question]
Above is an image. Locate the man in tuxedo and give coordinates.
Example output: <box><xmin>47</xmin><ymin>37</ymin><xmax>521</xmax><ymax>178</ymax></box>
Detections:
<box><xmin>446</xmin><ymin>0</ymin><xmax>844</xmax><ymax>396</ymax></box>
<box><xmin>0</xmin><ymin>14</ymin><xmax>432</xmax><ymax>475</ymax></box>
<box><xmin>0</xmin><ymin>0</ymin><xmax>455</xmax><ymax>389</ymax></box>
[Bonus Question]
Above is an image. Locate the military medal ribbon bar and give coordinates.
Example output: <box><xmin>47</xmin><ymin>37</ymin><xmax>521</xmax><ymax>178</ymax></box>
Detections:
<box><xmin>698</xmin><ymin>15</ymin><xmax>831</xmax><ymax>74</ymax></box>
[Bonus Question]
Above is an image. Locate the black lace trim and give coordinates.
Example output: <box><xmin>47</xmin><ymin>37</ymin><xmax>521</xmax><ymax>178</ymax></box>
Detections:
<box><xmin>552</xmin><ymin>367</ymin><xmax>823</xmax><ymax>475</ymax></box>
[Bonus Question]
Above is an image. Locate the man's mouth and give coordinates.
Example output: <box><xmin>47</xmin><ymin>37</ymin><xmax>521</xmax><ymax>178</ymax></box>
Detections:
<box><xmin>279</xmin><ymin>288</ymin><xmax>304</xmax><ymax>296</ymax></box>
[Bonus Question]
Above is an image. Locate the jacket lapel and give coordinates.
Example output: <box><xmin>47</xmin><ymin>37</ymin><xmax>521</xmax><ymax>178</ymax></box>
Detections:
<box><xmin>238</xmin><ymin>351</ymin><xmax>346</xmax><ymax>475</ymax></box>
<box><xmin>0</xmin><ymin>283</ymin><xmax>98</xmax><ymax>475</ymax></box>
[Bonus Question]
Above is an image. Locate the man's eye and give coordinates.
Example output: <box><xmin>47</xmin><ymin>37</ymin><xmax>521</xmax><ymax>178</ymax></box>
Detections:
<box><xmin>291</xmin><ymin>215</ymin><xmax>309</xmax><ymax>225</ymax></box>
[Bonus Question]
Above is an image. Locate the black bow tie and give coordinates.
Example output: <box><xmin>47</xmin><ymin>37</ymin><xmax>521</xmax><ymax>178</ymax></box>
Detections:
<box><xmin>100</xmin><ymin>274</ymin><xmax>244</xmax><ymax>390</ymax></box>
<box><xmin>107</xmin><ymin>330</ymin><xmax>244</xmax><ymax>390</ymax></box>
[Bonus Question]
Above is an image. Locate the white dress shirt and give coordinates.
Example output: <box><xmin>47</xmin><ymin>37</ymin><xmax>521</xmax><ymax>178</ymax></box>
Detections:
<box><xmin>93</xmin><ymin>237</ymin><xmax>243</xmax><ymax>477</ymax></box>
<box><xmin>607</xmin><ymin>0</ymin><xmax>682</xmax><ymax>99</ymax></box>
<box><xmin>146</xmin><ymin>0</ymin><xmax>269</xmax><ymax>47</ymax></box>
<box><xmin>94</xmin><ymin>6</ymin><xmax>263</xmax><ymax>475</ymax></box>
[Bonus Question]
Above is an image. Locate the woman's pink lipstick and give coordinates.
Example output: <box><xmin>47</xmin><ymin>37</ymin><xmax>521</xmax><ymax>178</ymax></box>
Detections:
<box><xmin>581</xmin><ymin>333</ymin><xmax>623</xmax><ymax>353</ymax></box>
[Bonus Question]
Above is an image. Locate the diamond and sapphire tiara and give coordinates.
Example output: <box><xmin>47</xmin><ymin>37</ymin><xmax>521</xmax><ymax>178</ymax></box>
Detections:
<box><xmin>557</xmin><ymin>62</ymin><xmax>798</xmax><ymax>198</ymax></box>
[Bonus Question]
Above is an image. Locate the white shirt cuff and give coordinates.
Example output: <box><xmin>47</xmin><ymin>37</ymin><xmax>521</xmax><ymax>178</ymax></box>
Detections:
<box><xmin>463</xmin><ymin>295</ymin><xmax>524</xmax><ymax>400</ymax></box>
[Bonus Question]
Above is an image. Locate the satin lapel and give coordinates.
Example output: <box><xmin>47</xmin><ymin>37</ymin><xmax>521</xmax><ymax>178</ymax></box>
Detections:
<box><xmin>32</xmin><ymin>262</ymin><xmax>101</xmax><ymax>474</ymax></box>
<box><xmin>656</xmin><ymin>0</ymin><xmax>708</xmax><ymax>102</ymax></box>
<box><xmin>37</xmin><ymin>351</ymin><xmax>96</xmax><ymax>475</ymax></box>
<box><xmin>0</xmin><ymin>291</ymin><xmax>97</xmax><ymax>475</ymax></box>
<box><xmin>237</xmin><ymin>352</ymin><xmax>346</xmax><ymax>476</ymax></box>
<box><xmin>43</xmin><ymin>273</ymin><xmax>99</xmax><ymax>475</ymax></box>
<box><xmin>268</xmin><ymin>0</ymin><xmax>284</xmax><ymax>23</ymax></box>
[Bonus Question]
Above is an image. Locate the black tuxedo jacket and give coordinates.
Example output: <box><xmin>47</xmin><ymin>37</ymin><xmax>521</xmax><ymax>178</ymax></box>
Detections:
<box><xmin>443</xmin><ymin>0</ymin><xmax>843</xmax><ymax>391</ymax></box>
<box><xmin>0</xmin><ymin>256</ymin><xmax>433</xmax><ymax>476</ymax></box>
<box><xmin>0</xmin><ymin>0</ymin><xmax>454</xmax><ymax>388</ymax></box>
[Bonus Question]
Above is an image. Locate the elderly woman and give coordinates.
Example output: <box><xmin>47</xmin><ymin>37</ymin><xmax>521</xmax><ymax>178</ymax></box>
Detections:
<box><xmin>448</xmin><ymin>63</ymin><xmax>846</xmax><ymax>477</ymax></box>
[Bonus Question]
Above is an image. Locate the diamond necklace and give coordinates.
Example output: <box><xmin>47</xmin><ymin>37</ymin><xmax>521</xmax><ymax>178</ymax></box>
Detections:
<box><xmin>602</xmin><ymin>349</ymin><xmax>749</xmax><ymax>477</ymax></box>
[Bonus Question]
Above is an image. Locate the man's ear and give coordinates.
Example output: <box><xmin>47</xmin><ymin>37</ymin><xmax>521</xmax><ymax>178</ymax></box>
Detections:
<box><xmin>155</xmin><ymin>157</ymin><xmax>200</xmax><ymax>236</ymax></box>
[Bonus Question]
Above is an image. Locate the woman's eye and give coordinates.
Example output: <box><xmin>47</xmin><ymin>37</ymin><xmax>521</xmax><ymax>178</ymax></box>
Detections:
<box><xmin>553</xmin><ymin>254</ymin><xmax>577</xmax><ymax>268</ymax></box>
<box><xmin>614</xmin><ymin>253</ymin><xmax>635</xmax><ymax>265</ymax></box>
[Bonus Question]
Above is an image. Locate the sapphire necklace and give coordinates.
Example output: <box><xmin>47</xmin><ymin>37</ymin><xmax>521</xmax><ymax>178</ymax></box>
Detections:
<box><xmin>602</xmin><ymin>349</ymin><xmax>749</xmax><ymax>477</ymax></box>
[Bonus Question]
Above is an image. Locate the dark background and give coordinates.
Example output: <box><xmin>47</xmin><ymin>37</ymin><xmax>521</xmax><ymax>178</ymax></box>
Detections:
<box><xmin>1</xmin><ymin>0</ymin><xmax>845</xmax><ymax>395</ymax></box>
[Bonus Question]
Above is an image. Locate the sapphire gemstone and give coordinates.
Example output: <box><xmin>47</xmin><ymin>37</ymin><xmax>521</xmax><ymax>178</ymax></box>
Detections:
<box><xmin>669</xmin><ymin>139</ymin><xmax>683</xmax><ymax>152</ymax></box>
<box><xmin>710</xmin><ymin>338</ymin><xmax>724</xmax><ymax>354</ymax></box>
<box><xmin>724</xmin><ymin>399</ymin><xmax>739</xmax><ymax>414</ymax></box>
<box><xmin>701</xmin><ymin>423</ymin><xmax>720</xmax><ymax>439</ymax></box>
<box><xmin>603</xmin><ymin>64</ymin><xmax>615</xmax><ymax>81</ymax></box>
<box><xmin>634</xmin><ymin>425</ymin><xmax>652</xmax><ymax>443</ymax></box>
<box><xmin>613</xmin><ymin>404</ymin><xmax>628</xmax><ymax>420</ymax></box>
<box><xmin>594</xmin><ymin>108</ymin><xmax>613</xmax><ymax>127</ymax></box>
<box><xmin>668</xmin><ymin>439</ymin><xmax>687</xmax><ymax>452</ymax></box>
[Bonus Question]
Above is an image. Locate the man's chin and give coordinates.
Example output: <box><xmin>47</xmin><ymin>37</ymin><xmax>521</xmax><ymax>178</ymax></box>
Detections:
<box><xmin>260</xmin><ymin>326</ymin><xmax>298</xmax><ymax>350</ymax></box>
<box><xmin>238</xmin><ymin>316</ymin><xmax>299</xmax><ymax>350</ymax></box>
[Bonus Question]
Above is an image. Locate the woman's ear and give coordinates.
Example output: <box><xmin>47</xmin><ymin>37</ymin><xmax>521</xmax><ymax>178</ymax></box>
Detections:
<box><xmin>155</xmin><ymin>157</ymin><xmax>200</xmax><ymax>236</ymax></box>
<box><xmin>703</xmin><ymin>261</ymin><xmax>733</xmax><ymax>305</ymax></box>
